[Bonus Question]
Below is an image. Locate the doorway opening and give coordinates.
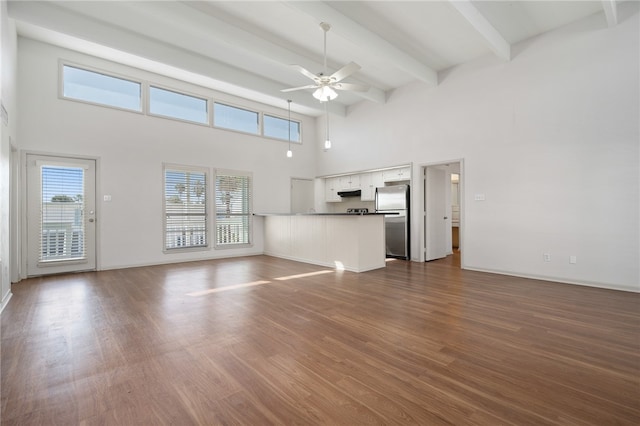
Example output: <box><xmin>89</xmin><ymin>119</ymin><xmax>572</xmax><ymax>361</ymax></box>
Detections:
<box><xmin>421</xmin><ymin>161</ymin><xmax>463</xmax><ymax>267</ymax></box>
<box><xmin>290</xmin><ymin>178</ymin><xmax>315</xmax><ymax>213</ymax></box>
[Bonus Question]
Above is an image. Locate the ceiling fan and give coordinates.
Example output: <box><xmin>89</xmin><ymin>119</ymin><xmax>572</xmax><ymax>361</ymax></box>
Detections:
<box><xmin>281</xmin><ymin>22</ymin><xmax>369</xmax><ymax>102</ymax></box>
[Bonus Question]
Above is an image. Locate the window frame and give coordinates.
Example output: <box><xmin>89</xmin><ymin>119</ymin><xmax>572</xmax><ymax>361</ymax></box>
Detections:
<box><xmin>214</xmin><ymin>169</ymin><xmax>253</xmax><ymax>249</ymax></box>
<box><xmin>59</xmin><ymin>61</ymin><xmax>144</xmax><ymax>114</ymax></box>
<box><xmin>148</xmin><ymin>84</ymin><xmax>210</xmax><ymax>126</ymax></box>
<box><xmin>213</xmin><ymin>101</ymin><xmax>261</xmax><ymax>136</ymax></box>
<box><xmin>163</xmin><ymin>163</ymin><xmax>210</xmax><ymax>253</ymax></box>
<box><xmin>262</xmin><ymin>112</ymin><xmax>303</xmax><ymax>144</ymax></box>
<box><xmin>59</xmin><ymin>61</ymin><xmax>304</xmax><ymax>144</ymax></box>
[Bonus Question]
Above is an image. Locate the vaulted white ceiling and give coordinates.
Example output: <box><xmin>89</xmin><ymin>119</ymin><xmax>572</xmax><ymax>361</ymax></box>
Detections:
<box><xmin>8</xmin><ymin>1</ymin><xmax>617</xmax><ymax>116</ymax></box>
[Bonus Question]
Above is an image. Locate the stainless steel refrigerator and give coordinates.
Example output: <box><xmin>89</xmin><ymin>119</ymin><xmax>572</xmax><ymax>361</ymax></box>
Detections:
<box><xmin>375</xmin><ymin>185</ymin><xmax>410</xmax><ymax>260</ymax></box>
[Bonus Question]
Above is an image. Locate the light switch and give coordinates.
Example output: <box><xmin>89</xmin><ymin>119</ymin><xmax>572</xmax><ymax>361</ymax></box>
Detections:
<box><xmin>103</xmin><ymin>195</ymin><xmax>112</xmax><ymax>202</ymax></box>
<box><xmin>474</xmin><ymin>193</ymin><xmax>485</xmax><ymax>201</ymax></box>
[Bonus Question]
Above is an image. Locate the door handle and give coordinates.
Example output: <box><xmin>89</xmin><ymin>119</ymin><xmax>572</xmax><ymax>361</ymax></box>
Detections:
<box><xmin>88</xmin><ymin>218</ymin><xmax>95</xmax><ymax>223</ymax></box>
<box><xmin>444</xmin><ymin>216</ymin><xmax>448</xmax><ymax>220</ymax></box>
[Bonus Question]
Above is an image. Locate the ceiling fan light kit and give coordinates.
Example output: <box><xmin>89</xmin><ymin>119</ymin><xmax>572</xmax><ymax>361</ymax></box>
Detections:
<box><xmin>281</xmin><ymin>21</ymin><xmax>369</xmax><ymax>152</ymax></box>
<box><xmin>281</xmin><ymin>22</ymin><xmax>369</xmax><ymax>103</ymax></box>
<box><xmin>313</xmin><ymin>86</ymin><xmax>338</xmax><ymax>102</ymax></box>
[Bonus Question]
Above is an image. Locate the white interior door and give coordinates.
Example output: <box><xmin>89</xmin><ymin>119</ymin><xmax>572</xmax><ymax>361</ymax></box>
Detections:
<box><xmin>424</xmin><ymin>167</ymin><xmax>447</xmax><ymax>261</ymax></box>
<box><xmin>27</xmin><ymin>154</ymin><xmax>97</xmax><ymax>276</ymax></box>
<box><xmin>291</xmin><ymin>178</ymin><xmax>315</xmax><ymax>213</ymax></box>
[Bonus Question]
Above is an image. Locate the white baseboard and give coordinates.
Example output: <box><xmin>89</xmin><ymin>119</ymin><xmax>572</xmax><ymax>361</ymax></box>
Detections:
<box><xmin>1</xmin><ymin>291</ymin><xmax>13</xmax><ymax>314</ymax></box>
<box><xmin>99</xmin><ymin>252</ymin><xmax>263</xmax><ymax>272</ymax></box>
<box><xmin>462</xmin><ymin>264</ymin><xmax>639</xmax><ymax>293</ymax></box>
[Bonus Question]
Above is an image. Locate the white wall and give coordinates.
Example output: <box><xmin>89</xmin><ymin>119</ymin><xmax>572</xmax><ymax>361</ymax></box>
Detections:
<box><xmin>1</xmin><ymin>2</ymin><xmax>17</xmax><ymax>309</ymax></box>
<box><xmin>17</xmin><ymin>38</ymin><xmax>318</xmax><ymax>273</ymax></box>
<box><xmin>12</xmin><ymin>6</ymin><xmax>640</xmax><ymax>291</ymax></box>
<box><xmin>316</xmin><ymin>5</ymin><xmax>640</xmax><ymax>292</ymax></box>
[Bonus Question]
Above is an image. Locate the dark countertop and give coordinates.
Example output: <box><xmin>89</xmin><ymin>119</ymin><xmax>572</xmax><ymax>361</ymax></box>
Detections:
<box><xmin>253</xmin><ymin>212</ymin><xmax>397</xmax><ymax>216</ymax></box>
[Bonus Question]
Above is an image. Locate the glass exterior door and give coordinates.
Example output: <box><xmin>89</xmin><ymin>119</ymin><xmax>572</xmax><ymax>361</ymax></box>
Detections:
<box><xmin>27</xmin><ymin>155</ymin><xmax>96</xmax><ymax>276</ymax></box>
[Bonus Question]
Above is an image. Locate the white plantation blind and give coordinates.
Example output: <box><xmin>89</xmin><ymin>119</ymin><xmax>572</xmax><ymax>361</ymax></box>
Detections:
<box><xmin>40</xmin><ymin>165</ymin><xmax>86</xmax><ymax>262</ymax></box>
<box><xmin>215</xmin><ymin>170</ymin><xmax>252</xmax><ymax>246</ymax></box>
<box><xmin>164</xmin><ymin>166</ymin><xmax>208</xmax><ymax>250</ymax></box>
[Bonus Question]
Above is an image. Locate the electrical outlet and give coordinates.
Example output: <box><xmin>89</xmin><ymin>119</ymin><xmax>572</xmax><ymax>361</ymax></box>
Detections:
<box><xmin>543</xmin><ymin>253</ymin><xmax>551</xmax><ymax>262</ymax></box>
<box><xmin>569</xmin><ymin>256</ymin><xmax>577</xmax><ymax>264</ymax></box>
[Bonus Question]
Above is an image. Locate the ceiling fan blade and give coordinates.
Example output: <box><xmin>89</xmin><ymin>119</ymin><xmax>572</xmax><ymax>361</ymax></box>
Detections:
<box><xmin>281</xmin><ymin>84</ymin><xmax>318</xmax><ymax>93</ymax></box>
<box><xmin>334</xmin><ymin>82</ymin><xmax>369</xmax><ymax>92</ymax></box>
<box><xmin>330</xmin><ymin>62</ymin><xmax>361</xmax><ymax>82</ymax></box>
<box><xmin>291</xmin><ymin>65</ymin><xmax>319</xmax><ymax>82</ymax></box>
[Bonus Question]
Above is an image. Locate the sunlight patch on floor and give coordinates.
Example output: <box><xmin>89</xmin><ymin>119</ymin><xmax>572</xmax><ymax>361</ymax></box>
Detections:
<box><xmin>274</xmin><ymin>270</ymin><xmax>334</xmax><ymax>281</ymax></box>
<box><xmin>187</xmin><ymin>269</ymin><xmax>336</xmax><ymax>296</ymax></box>
<box><xmin>187</xmin><ymin>280</ymin><xmax>271</xmax><ymax>296</ymax></box>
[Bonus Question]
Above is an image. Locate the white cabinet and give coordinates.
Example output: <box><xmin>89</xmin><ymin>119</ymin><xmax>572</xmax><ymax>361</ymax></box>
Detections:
<box><xmin>338</xmin><ymin>174</ymin><xmax>360</xmax><ymax>190</ymax></box>
<box><xmin>325</xmin><ymin>174</ymin><xmax>360</xmax><ymax>202</ymax></box>
<box><xmin>382</xmin><ymin>166</ymin><xmax>411</xmax><ymax>183</ymax></box>
<box><xmin>325</xmin><ymin>166</ymin><xmax>410</xmax><ymax>203</ymax></box>
<box><xmin>324</xmin><ymin>177</ymin><xmax>341</xmax><ymax>202</ymax></box>
<box><xmin>360</xmin><ymin>171</ymin><xmax>384</xmax><ymax>201</ymax></box>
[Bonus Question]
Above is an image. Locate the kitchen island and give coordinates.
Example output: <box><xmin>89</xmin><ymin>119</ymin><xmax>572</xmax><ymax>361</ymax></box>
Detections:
<box><xmin>256</xmin><ymin>213</ymin><xmax>387</xmax><ymax>272</ymax></box>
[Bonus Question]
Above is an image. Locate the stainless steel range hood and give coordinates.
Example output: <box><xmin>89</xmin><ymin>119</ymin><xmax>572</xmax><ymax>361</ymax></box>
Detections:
<box><xmin>337</xmin><ymin>189</ymin><xmax>362</xmax><ymax>197</ymax></box>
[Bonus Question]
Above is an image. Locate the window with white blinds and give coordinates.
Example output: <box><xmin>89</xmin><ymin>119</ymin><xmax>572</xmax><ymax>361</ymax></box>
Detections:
<box><xmin>215</xmin><ymin>170</ymin><xmax>252</xmax><ymax>247</ymax></box>
<box><xmin>40</xmin><ymin>166</ymin><xmax>86</xmax><ymax>262</ymax></box>
<box><xmin>164</xmin><ymin>165</ymin><xmax>208</xmax><ymax>251</ymax></box>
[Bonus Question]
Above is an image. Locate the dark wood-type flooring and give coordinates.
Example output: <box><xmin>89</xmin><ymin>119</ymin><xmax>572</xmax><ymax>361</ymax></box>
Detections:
<box><xmin>2</xmin><ymin>254</ymin><xmax>639</xmax><ymax>425</ymax></box>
